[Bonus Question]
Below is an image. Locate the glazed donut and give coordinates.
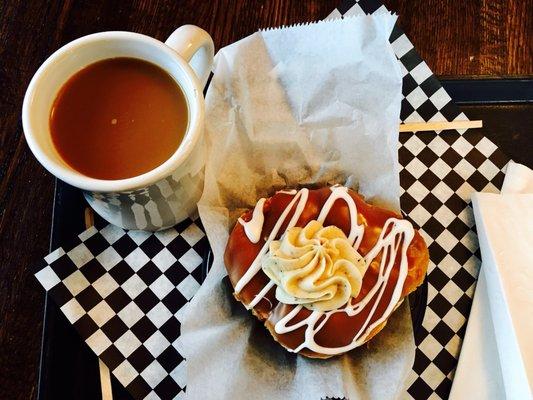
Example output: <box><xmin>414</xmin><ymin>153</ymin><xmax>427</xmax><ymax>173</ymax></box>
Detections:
<box><xmin>224</xmin><ymin>186</ymin><xmax>429</xmax><ymax>358</ymax></box>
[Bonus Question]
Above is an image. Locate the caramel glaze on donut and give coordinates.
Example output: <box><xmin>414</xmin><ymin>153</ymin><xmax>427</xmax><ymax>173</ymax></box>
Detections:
<box><xmin>224</xmin><ymin>187</ymin><xmax>429</xmax><ymax>358</ymax></box>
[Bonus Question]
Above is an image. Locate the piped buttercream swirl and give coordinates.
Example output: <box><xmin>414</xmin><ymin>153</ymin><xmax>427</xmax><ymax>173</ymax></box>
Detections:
<box><xmin>261</xmin><ymin>220</ymin><xmax>366</xmax><ymax>312</ymax></box>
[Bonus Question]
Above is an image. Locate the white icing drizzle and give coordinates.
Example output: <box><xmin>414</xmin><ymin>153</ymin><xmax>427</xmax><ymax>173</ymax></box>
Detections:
<box><xmin>233</xmin><ymin>186</ymin><xmax>415</xmax><ymax>355</ymax></box>
<box><xmin>248</xmin><ymin>280</ymin><xmax>275</xmax><ymax>309</ymax></box>
<box><xmin>316</xmin><ymin>186</ymin><xmax>364</xmax><ymax>248</ymax></box>
<box><xmin>234</xmin><ymin>189</ymin><xmax>309</xmax><ymax>294</ymax></box>
<box><xmin>277</xmin><ymin>189</ymin><xmax>298</xmax><ymax>194</ymax></box>
<box><xmin>238</xmin><ymin>198</ymin><xmax>266</xmax><ymax>244</ymax></box>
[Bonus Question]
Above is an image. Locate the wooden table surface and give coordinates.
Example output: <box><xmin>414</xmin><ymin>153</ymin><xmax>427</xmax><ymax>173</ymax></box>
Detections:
<box><xmin>0</xmin><ymin>1</ymin><xmax>531</xmax><ymax>398</ymax></box>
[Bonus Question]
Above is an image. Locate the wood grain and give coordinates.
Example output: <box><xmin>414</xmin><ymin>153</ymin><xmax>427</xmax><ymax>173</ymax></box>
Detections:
<box><xmin>0</xmin><ymin>1</ymin><xmax>531</xmax><ymax>399</ymax></box>
<box><xmin>384</xmin><ymin>0</ymin><xmax>533</xmax><ymax>76</ymax></box>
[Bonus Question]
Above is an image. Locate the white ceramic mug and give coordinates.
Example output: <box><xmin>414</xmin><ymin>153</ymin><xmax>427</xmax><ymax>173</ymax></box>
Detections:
<box><xmin>23</xmin><ymin>26</ymin><xmax>214</xmax><ymax>231</ymax></box>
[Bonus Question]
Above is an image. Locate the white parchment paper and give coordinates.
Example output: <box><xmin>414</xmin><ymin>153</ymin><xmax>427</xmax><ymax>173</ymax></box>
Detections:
<box><xmin>181</xmin><ymin>15</ymin><xmax>414</xmax><ymax>399</ymax></box>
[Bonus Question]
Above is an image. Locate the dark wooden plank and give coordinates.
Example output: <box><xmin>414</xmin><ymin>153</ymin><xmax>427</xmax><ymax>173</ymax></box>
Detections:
<box><xmin>0</xmin><ymin>1</ymin><xmax>531</xmax><ymax>399</ymax></box>
<box><xmin>384</xmin><ymin>0</ymin><xmax>533</xmax><ymax>76</ymax></box>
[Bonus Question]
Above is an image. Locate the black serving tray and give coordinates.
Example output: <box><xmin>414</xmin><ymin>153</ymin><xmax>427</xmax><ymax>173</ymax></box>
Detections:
<box><xmin>37</xmin><ymin>79</ymin><xmax>533</xmax><ymax>400</ymax></box>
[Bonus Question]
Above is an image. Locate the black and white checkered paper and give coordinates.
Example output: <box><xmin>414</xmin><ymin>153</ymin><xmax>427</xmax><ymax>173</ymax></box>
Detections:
<box><xmin>36</xmin><ymin>218</ymin><xmax>209</xmax><ymax>399</ymax></box>
<box><xmin>35</xmin><ymin>1</ymin><xmax>510</xmax><ymax>399</ymax></box>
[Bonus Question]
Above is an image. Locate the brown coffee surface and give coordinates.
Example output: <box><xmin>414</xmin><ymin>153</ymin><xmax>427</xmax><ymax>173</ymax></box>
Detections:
<box><xmin>50</xmin><ymin>57</ymin><xmax>188</xmax><ymax>180</ymax></box>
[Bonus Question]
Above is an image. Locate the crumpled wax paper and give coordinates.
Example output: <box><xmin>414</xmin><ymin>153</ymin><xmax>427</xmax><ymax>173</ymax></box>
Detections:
<box><xmin>180</xmin><ymin>14</ymin><xmax>415</xmax><ymax>400</ymax></box>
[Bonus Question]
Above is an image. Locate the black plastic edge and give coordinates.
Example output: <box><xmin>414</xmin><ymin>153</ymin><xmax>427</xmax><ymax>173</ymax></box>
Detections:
<box><xmin>440</xmin><ymin>78</ymin><xmax>533</xmax><ymax>105</ymax></box>
<box><xmin>37</xmin><ymin>178</ymin><xmax>57</xmax><ymax>400</ymax></box>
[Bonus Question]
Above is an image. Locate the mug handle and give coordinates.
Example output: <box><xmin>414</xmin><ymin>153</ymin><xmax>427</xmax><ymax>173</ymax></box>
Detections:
<box><xmin>165</xmin><ymin>25</ymin><xmax>214</xmax><ymax>89</ymax></box>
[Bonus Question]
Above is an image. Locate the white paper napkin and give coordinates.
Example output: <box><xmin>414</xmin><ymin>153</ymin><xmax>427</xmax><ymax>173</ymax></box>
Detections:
<box><xmin>179</xmin><ymin>14</ymin><xmax>418</xmax><ymax>400</ymax></box>
<box><xmin>450</xmin><ymin>161</ymin><xmax>533</xmax><ymax>400</ymax></box>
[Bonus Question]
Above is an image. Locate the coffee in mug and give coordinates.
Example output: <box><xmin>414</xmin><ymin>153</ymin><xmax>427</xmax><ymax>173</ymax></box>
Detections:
<box><xmin>50</xmin><ymin>57</ymin><xmax>189</xmax><ymax>180</ymax></box>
